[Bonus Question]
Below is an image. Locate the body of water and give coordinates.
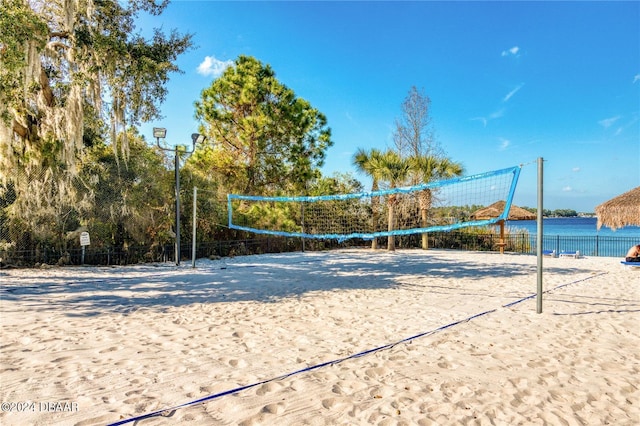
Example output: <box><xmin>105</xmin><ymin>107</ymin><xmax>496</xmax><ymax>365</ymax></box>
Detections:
<box><xmin>506</xmin><ymin>217</ymin><xmax>640</xmax><ymax>238</ymax></box>
<box><xmin>503</xmin><ymin>217</ymin><xmax>639</xmax><ymax>257</ymax></box>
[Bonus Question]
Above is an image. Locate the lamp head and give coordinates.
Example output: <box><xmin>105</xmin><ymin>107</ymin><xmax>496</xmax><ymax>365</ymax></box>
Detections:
<box><xmin>153</xmin><ymin>127</ymin><xmax>167</xmax><ymax>139</ymax></box>
<box><xmin>191</xmin><ymin>133</ymin><xmax>207</xmax><ymax>145</ymax></box>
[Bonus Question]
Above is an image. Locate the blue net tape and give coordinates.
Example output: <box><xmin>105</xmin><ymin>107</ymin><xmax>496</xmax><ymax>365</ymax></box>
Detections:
<box><xmin>228</xmin><ymin>165</ymin><xmax>522</xmax><ymax>241</ymax></box>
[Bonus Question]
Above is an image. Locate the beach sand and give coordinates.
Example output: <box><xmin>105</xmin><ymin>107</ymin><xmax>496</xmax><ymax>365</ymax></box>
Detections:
<box><xmin>1</xmin><ymin>249</ymin><xmax>638</xmax><ymax>425</ymax></box>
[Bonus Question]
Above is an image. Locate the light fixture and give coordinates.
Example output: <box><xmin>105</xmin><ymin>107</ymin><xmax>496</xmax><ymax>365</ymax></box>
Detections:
<box><xmin>191</xmin><ymin>133</ymin><xmax>207</xmax><ymax>145</ymax></box>
<box><xmin>153</xmin><ymin>127</ymin><xmax>167</xmax><ymax>139</ymax></box>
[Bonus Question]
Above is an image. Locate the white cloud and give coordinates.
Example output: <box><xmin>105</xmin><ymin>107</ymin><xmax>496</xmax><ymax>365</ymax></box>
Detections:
<box><xmin>489</xmin><ymin>109</ymin><xmax>504</xmax><ymax>120</ymax></box>
<box><xmin>503</xmin><ymin>83</ymin><xmax>524</xmax><ymax>102</ymax></box>
<box><xmin>501</xmin><ymin>46</ymin><xmax>520</xmax><ymax>57</ymax></box>
<box><xmin>634</xmin><ymin>74</ymin><xmax>640</xmax><ymax>84</ymax></box>
<box><xmin>471</xmin><ymin>109</ymin><xmax>504</xmax><ymax>127</ymax></box>
<box><xmin>562</xmin><ymin>186</ymin><xmax>573</xmax><ymax>192</ymax></box>
<box><xmin>471</xmin><ymin>117</ymin><xmax>487</xmax><ymax>127</ymax></box>
<box><xmin>499</xmin><ymin>138</ymin><xmax>510</xmax><ymax>150</ymax></box>
<box><xmin>197</xmin><ymin>56</ymin><xmax>233</xmax><ymax>77</ymax></box>
<box><xmin>598</xmin><ymin>116</ymin><xmax>621</xmax><ymax>128</ymax></box>
<box><xmin>572</xmin><ymin>167</ymin><xmax>580</xmax><ymax>173</ymax></box>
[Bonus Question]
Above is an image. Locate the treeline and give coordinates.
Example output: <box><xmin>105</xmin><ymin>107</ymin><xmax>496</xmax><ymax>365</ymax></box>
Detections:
<box><xmin>0</xmin><ymin>1</ymin><xmax>338</xmax><ymax>264</ymax></box>
<box><xmin>520</xmin><ymin>207</ymin><xmax>580</xmax><ymax>217</ymax></box>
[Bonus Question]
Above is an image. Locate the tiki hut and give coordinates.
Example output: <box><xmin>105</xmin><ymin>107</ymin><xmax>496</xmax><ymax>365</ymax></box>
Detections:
<box><xmin>595</xmin><ymin>186</ymin><xmax>640</xmax><ymax>231</ymax></box>
<box><xmin>471</xmin><ymin>201</ymin><xmax>536</xmax><ymax>254</ymax></box>
<box><xmin>471</xmin><ymin>200</ymin><xmax>536</xmax><ymax>221</ymax></box>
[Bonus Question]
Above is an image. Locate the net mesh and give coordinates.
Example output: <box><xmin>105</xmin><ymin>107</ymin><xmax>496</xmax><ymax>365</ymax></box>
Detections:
<box><xmin>228</xmin><ymin>165</ymin><xmax>522</xmax><ymax>241</ymax></box>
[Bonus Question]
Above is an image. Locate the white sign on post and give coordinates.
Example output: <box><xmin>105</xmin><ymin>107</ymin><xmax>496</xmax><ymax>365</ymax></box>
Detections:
<box><xmin>80</xmin><ymin>232</ymin><xmax>91</xmax><ymax>246</ymax></box>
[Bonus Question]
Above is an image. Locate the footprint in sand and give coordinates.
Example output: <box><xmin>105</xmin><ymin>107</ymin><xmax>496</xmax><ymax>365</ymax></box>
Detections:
<box><xmin>256</xmin><ymin>382</ymin><xmax>283</xmax><ymax>396</ymax></box>
<box><xmin>321</xmin><ymin>397</ymin><xmax>350</xmax><ymax>410</ymax></box>
<box><xmin>364</xmin><ymin>366</ymin><xmax>391</xmax><ymax>379</ymax></box>
<box><xmin>369</xmin><ymin>385</ymin><xmax>395</xmax><ymax>398</ymax></box>
<box><xmin>331</xmin><ymin>380</ymin><xmax>368</xmax><ymax>395</ymax></box>
<box><xmin>262</xmin><ymin>402</ymin><xmax>286</xmax><ymax>414</ymax></box>
<box><xmin>228</xmin><ymin>358</ymin><xmax>247</xmax><ymax>368</ymax></box>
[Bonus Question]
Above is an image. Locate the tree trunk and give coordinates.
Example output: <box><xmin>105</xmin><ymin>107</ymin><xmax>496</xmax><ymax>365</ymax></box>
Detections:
<box><xmin>12</xmin><ymin>120</ymin><xmax>29</xmax><ymax>138</ymax></box>
<box><xmin>419</xmin><ymin>189</ymin><xmax>432</xmax><ymax>250</ymax></box>
<box><xmin>39</xmin><ymin>68</ymin><xmax>55</xmax><ymax>107</ymax></box>
<box><xmin>371</xmin><ymin>197</ymin><xmax>380</xmax><ymax>250</ymax></box>
<box><xmin>421</xmin><ymin>208</ymin><xmax>429</xmax><ymax>250</ymax></box>
<box><xmin>371</xmin><ymin>180</ymin><xmax>379</xmax><ymax>250</ymax></box>
<box><xmin>371</xmin><ymin>208</ymin><xmax>378</xmax><ymax>250</ymax></box>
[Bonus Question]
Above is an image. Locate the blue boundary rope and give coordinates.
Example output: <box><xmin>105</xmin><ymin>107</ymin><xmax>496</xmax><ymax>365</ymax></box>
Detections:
<box><xmin>107</xmin><ymin>271</ymin><xmax>606</xmax><ymax>426</ymax></box>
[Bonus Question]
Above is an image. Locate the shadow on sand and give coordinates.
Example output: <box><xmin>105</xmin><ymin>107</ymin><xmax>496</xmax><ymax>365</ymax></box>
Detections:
<box><xmin>1</xmin><ymin>250</ymin><xmax>607</xmax><ymax>317</ymax></box>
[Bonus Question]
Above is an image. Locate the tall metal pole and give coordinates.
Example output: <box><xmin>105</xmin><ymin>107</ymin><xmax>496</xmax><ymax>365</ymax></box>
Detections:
<box><xmin>154</xmin><ymin>129</ymin><xmax>206</xmax><ymax>266</ymax></box>
<box><xmin>192</xmin><ymin>187</ymin><xmax>197</xmax><ymax>268</ymax></box>
<box><xmin>175</xmin><ymin>147</ymin><xmax>181</xmax><ymax>266</ymax></box>
<box><xmin>536</xmin><ymin>157</ymin><xmax>544</xmax><ymax>313</ymax></box>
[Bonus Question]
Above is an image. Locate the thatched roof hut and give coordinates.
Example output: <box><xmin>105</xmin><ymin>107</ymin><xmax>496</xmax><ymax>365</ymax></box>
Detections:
<box><xmin>471</xmin><ymin>200</ymin><xmax>536</xmax><ymax>221</ymax></box>
<box><xmin>595</xmin><ymin>186</ymin><xmax>640</xmax><ymax>231</ymax></box>
<box><xmin>471</xmin><ymin>201</ymin><xmax>536</xmax><ymax>254</ymax></box>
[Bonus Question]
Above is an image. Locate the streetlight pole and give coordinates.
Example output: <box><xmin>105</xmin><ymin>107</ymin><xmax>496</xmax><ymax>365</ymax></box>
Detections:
<box><xmin>174</xmin><ymin>146</ymin><xmax>181</xmax><ymax>265</ymax></box>
<box><xmin>153</xmin><ymin>128</ymin><xmax>207</xmax><ymax>266</ymax></box>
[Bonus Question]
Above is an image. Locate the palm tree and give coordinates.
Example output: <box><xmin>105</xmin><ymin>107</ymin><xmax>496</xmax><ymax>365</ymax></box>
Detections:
<box><xmin>376</xmin><ymin>150</ymin><xmax>412</xmax><ymax>251</ymax></box>
<box><xmin>352</xmin><ymin>148</ymin><xmax>384</xmax><ymax>249</ymax></box>
<box><xmin>409</xmin><ymin>155</ymin><xmax>464</xmax><ymax>249</ymax></box>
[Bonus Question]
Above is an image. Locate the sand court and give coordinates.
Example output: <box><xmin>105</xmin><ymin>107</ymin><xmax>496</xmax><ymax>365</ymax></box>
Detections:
<box><xmin>0</xmin><ymin>249</ymin><xmax>638</xmax><ymax>425</ymax></box>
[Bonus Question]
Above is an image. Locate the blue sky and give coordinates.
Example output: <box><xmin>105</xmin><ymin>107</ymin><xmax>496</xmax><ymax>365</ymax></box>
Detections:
<box><xmin>138</xmin><ymin>1</ymin><xmax>639</xmax><ymax>212</ymax></box>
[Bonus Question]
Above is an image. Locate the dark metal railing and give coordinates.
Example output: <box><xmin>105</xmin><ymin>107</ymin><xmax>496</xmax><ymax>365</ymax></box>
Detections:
<box><xmin>536</xmin><ymin>234</ymin><xmax>636</xmax><ymax>257</ymax></box>
<box><xmin>421</xmin><ymin>232</ymin><xmax>636</xmax><ymax>258</ymax></box>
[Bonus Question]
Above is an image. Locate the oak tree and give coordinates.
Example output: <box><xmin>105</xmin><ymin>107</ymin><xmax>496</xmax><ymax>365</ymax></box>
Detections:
<box><xmin>0</xmin><ymin>0</ymin><xmax>191</xmax><ymax>252</ymax></box>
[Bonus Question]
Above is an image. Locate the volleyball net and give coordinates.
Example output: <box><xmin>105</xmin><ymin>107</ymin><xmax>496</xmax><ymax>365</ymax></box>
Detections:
<box><xmin>228</xmin><ymin>165</ymin><xmax>522</xmax><ymax>241</ymax></box>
